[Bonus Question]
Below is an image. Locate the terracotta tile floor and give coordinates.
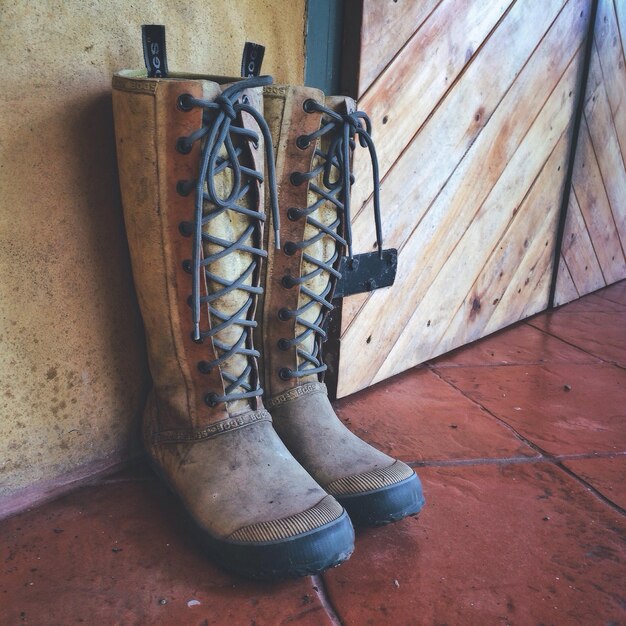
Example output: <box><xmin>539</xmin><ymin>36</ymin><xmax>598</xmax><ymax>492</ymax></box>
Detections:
<box><xmin>2</xmin><ymin>282</ymin><xmax>625</xmax><ymax>625</ymax></box>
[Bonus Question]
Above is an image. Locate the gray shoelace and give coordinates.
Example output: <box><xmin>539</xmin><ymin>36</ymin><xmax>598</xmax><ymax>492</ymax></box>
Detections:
<box><xmin>278</xmin><ymin>99</ymin><xmax>383</xmax><ymax>380</ymax></box>
<box><xmin>177</xmin><ymin>75</ymin><xmax>279</xmax><ymax>406</ymax></box>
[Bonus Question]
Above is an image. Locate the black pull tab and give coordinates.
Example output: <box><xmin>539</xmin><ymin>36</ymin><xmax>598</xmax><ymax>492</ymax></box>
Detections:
<box><xmin>142</xmin><ymin>25</ymin><xmax>168</xmax><ymax>78</ymax></box>
<box><xmin>241</xmin><ymin>42</ymin><xmax>265</xmax><ymax>77</ymax></box>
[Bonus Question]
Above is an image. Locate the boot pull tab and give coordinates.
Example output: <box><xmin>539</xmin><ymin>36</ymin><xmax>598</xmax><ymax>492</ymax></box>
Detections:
<box><xmin>241</xmin><ymin>42</ymin><xmax>265</xmax><ymax>77</ymax></box>
<box><xmin>142</xmin><ymin>25</ymin><xmax>168</xmax><ymax>78</ymax></box>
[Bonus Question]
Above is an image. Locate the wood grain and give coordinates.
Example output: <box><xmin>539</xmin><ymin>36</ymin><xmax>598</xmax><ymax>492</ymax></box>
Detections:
<box><xmin>350</xmin><ymin>0</ymin><xmax>513</xmax><ymax>212</ymax></box>
<box><xmin>357</xmin><ymin>0</ymin><xmax>443</xmax><ymax>97</ymax></box>
<box><xmin>571</xmin><ymin>118</ymin><xmax>625</xmax><ymax>284</ymax></box>
<box><xmin>335</xmin><ymin>0</ymin><xmax>626</xmax><ymax>397</ymax></box>
<box><xmin>347</xmin><ymin>0</ymin><xmax>574</xmax><ymax>270</ymax></box>
<box><xmin>343</xmin><ymin>0</ymin><xmax>584</xmax><ymax>333</ymax></box>
<box><xmin>444</xmin><ymin>133</ymin><xmax>572</xmax><ymax>347</ymax></box>
<box><xmin>553</xmin><ymin>256</ymin><xmax>580</xmax><ymax>306</ymax></box>
<box><xmin>594</xmin><ymin>0</ymin><xmax>626</xmax><ymax>162</ymax></box>
<box><xmin>372</xmin><ymin>68</ymin><xmax>578</xmax><ymax>385</ymax></box>
<box><xmin>559</xmin><ymin>193</ymin><xmax>606</xmax><ymax>297</ymax></box>
<box><xmin>338</xmin><ymin>19</ymin><xmax>584</xmax><ymax>395</ymax></box>
<box><xmin>585</xmin><ymin>43</ymin><xmax>626</xmax><ymax>251</ymax></box>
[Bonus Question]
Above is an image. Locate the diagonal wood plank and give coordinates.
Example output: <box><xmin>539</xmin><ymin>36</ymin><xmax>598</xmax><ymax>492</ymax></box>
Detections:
<box><xmin>571</xmin><ymin>118</ymin><xmax>626</xmax><ymax>283</ymax></box>
<box><xmin>373</xmin><ymin>67</ymin><xmax>578</xmax><ymax>384</ymax></box>
<box><xmin>346</xmin><ymin>0</ymin><xmax>575</xmax><ymax>280</ymax></box>
<box><xmin>341</xmin><ymin>0</ymin><xmax>585</xmax><ymax>335</ymax></box>
<box><xmin>358</xmin><ymin>0</ymin><xmax>443</xmax><ymax>97</ymax></box>
<box><xmin>342</xmin><ymin>0</ymin><xmax>579</xmax><ymax>337</ymax></box>
<box><xmin>585</xmin><ymin>42</ymin><xmax>626</xmax><ymax>251</ymax></box>
<box><xmin>338</xmin><ymin>29</ymin><xmax>585</xmax><ymax>395</ymax></box>
<box><xmin>350</xmin><ymin>0</ymin><xmax>513</xmax><ymax>211</ymax></box>
<box><xmin>441</xmin><ymin>132</ymin><xmax>571</xmax><ymax>347</ymax></box>
<box><xmin>559</xmin><ymin>192</ymin><xmax>606</xmax><ymax>296</ymax></box>
<box><xmin>615</xmin><ymin>0</ymin><xmax>626</xmax><ymax>54</ymax></box>
<box><xmin>554</xmin><ymin>255</ymin><xmax>581</xmax><ymax>306</ymax></box>
<box><xmin>595</xmin><ymin>0</ymin><xmax>626</xmax><ymax>162</ymax></box>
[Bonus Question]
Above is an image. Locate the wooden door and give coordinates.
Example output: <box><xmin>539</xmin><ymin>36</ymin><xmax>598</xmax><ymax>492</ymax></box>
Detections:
<box><xmin>333</xmin><ymin>0</ymin><xmax>601</xmax><ymax>397</ymax></box>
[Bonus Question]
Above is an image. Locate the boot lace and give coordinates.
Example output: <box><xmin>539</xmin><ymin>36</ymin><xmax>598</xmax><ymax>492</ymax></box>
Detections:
<box><xmin>278</xmin><ymin>98</ymin><xmax>383</xmax><ymax>380</ymax></box>
<box><xmin>177</xmin><ymin>75</ymin><xmax>279</xmax><ymax>406</ymax></box>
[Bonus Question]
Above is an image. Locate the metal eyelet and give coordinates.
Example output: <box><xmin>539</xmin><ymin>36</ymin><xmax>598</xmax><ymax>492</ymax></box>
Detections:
<box><xmin>279</xmin><ymin>368</ymin><xmax>293</xmax><ymax>381</ymax></box>
<box><xmin>296</xmin><ymin>135</ymin><xmax>310</xmax><ymax>149</ymax></box>
<box><xmin>204</xmin><ymin>392</ymin><xmax>218</xmax><ymax>407</ymax></box>
<box><xmin>176</xmin><ymin>137</ymin><xmax>193</xmax><ymax>154</ymax></box>
<box><xmin>290</xmin><ymin>172</ymin><xmax>304</xmax><ymax>186</ymax></box>
<box><xmin>177</xmin><ymin>93</ymin><xmax>194</xmax><ymax>112</ymax></box>
<box><xmin>287</xmin><ymin>208</ymin><xmax>301</xmax><ymax>221</ymax></box>
<box><xmin>283</xmin><ymin>241</ymin><xmax>297</xmax><ymax>256</ymax></box>
<box><xmin>182</xmin><ymin>260</ymin><xmax>192</xmax><ymax>274</ymax></box>
<box><xmin>241</xmin><ymin>94</ymin><xmax>250</xmax><ymax>105</ymax></box>
<box><xmin>190</xmin><ymin>331</ymin><xmax>204</xmax><ymax>344</ymax></box>
<box><xmin>176</xmin><ymin>180</ymin><xmax>193</xmax><ymax>196</ymax></box>
<box><xmin>179</xmin><ymin>221</ymin><xmax>193</xmax><ymax>237</ymax></box>
<box><xmin>281</xmin><ymin>276</ymin><xmax>296</xmax><ymax>289</ymax></box>
<box><xmin>278</xmin><ymin>308</ymin><xmax>291</xmax><ymax>321</ymax></box>
<box><xmin>198</xmin><ymin>361</ymin><xmax>211</xmax><ymax>374</ymax></box>
<box><xmin>277</xmin><ymin>338</ymin><xmax>290</xmax><ymax>351</ymax></box>
<box><xmin>303</xmin><ymin>99</ymin><xmax>317</xmax><ymax>113</ymax></box>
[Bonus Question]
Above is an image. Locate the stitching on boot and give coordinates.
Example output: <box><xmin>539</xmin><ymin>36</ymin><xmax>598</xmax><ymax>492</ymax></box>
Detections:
<box><xmin>152</xmin><ymin>409</ymin><xmax>271</xmax><ymax>444</ymax></box>
<box><xmin>264</xmin><ymin>382</ymin><xmax>327</xmax><ymax>409</ymax></box>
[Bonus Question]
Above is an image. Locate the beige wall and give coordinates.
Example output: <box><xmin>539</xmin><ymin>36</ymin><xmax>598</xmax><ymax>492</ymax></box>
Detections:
<box><xmin>0</xmin><ymin>0</ymin><xmax>306</xmax><ymax>515</ymax></box>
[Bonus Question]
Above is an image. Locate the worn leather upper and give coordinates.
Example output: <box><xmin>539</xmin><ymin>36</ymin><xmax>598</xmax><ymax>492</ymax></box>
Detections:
<box><xmin>112</xmin><ymin>72</ymin><xmax>345</xmax><ymax>541</ymax></box>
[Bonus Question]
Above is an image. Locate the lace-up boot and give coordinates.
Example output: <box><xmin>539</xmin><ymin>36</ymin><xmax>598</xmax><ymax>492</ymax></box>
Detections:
<box><xmin>258</xmin><ymin>85</ymin><xmax>425</xmax><ymax>526</ymax></box>
<box><xmin>112</xmin><ymin>71</ymin><xmax>354</xmax><ymax>578</ymax></box>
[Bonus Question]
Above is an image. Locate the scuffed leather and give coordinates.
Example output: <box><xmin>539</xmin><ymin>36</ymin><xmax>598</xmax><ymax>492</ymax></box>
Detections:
<box><xmin>143</xmin><ymin>391</ymin><xmax>329</xmax><ymax>539</ymax></box>
<box><xmin>259</xmin><ymin>87</ymin><xmax>416</xmax><ymax>495</ymax></box>
<box><xmin>113</xmin><ymin>72</ymin><xmax>343</xmax><ymax>542</ymax></box>
<box><xmin>268</xmin><ymin>383</ymin><xmax>406</xmax><ymax>490</ymax></box>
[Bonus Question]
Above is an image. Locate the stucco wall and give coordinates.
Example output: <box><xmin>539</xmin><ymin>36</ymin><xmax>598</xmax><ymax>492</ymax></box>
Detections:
<box><xmin>0</xmin><ymin>0</ymin><xmax>306</xmax><ymax>515</ymax></box>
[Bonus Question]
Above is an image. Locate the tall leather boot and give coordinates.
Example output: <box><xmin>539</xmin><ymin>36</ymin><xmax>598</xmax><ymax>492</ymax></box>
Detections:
<box><xmin>258</xmin><ymin>85</ymin><xmax>425</xmax><ymax>526</ymax></box>
<box><xmin>112</xmin><ymin>71</ymin><xmax>354</xmax><ymax>578</ymax></box>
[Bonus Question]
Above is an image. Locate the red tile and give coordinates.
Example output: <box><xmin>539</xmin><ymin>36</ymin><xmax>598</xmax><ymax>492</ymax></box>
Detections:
<box><xmin>323</xmin><ymin>463</ymin><xmax>626</xmax><ymax>626</ymax></box>
<box><xmin>334</xmin><ymin>368</ymin><xmax>536</xmax><ymax>463</ymax></box>
<box><xmin>0</xmin><ymin>471</ymin><xmax>333</xmax><ymax>626</ymax></box>
<box><xmin>561</xmin><ymin>456</ymin><xmax>626</xmax><ymax>509</ymax></box>
<box><xmin>528</xmin><ymin>311</ymin><xmax>626</xmax><ymax>367</ymax></box>
<box><xmin>431</xmin><ymin>322</ymin><xmax>598</xmax><ymax>367</ymax></box>
<box><xmin>598</xmin><ymin>279</ymin><xmax>626</xmax><ymax>306</ymax></box>
<box><xmin>434</xmin><ymin>363</ymin><xmax>626</xmax><ymax>456</ymax></box>
<box><xmin>552</xmin><ymin>291</ymin><xmax>626</xmax><ymax>314</ymax></box>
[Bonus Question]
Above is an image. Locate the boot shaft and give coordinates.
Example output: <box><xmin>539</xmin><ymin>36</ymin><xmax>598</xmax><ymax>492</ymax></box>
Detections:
<box><xmin>259</xmin><ymin>85</ymin><xmax>356</xmax><ymax>396</ymax></box>
<box><xmin>113</xmin><ymin>71</ymin><xmax>269</xmax><ymax>432</ymax></box>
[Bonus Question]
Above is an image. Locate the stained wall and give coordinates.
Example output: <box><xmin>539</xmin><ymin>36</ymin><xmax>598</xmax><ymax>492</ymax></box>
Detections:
<box><xmin>0</xmin><ymin>0</ymin><xmax>306</xmax><ymax>516</ymax></box>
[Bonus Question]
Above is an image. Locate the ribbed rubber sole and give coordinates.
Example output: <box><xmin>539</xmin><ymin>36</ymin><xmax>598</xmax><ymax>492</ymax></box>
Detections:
<box><xmin>336</xmin><ymin>471</ymin><xmax>425</xmax><ymax>527</ymax></box>
<box><xmin>195</xmin><ymin>510</ymin><xmax>355</xmax><ymax>580</ymax></box>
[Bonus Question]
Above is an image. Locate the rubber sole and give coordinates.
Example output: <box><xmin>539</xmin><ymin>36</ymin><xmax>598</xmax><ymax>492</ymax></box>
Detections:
<box><xmin>147</xmin><ymin>457</ymin><xmax>354</xmax><ymax>579</ymax></box>
<box><xmin>194</xmin><ymin>510</ymin><xmax>355</xmax><ymax>580</ymax></box>
<box><xmin>336</xmin><ymin>471</ymin><xmax>425</xmax><ymax>527</ymax></box>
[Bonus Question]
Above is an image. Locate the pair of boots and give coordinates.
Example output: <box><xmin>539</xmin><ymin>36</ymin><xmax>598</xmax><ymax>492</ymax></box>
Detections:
<box><xmin>112</xmin><ymin>61</ymin><xmax>424</xmax><ymax>579</ymax></box>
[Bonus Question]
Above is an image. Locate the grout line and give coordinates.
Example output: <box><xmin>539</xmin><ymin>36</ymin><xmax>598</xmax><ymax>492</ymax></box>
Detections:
<box><xmin>427</xmin><ymin>367</ymin><xmax>626</xmax><ymax>516</ymax></box>
<box><xmin>408</xmin><ymin>450</ymin><xmax>626</xmax><ymax>468</ymax></box>
<box><xmin>428</xmin><ymin>366</ymin><xmax>549</xmax><ymax>454</ymax></box>
<box><xmin>526</xmin><ymin>320</ymin><xmax>623</xmax><ymax>366</ymax></box>
<box><xmin>430</xmin><ymin>358</ymin><xmax>598</xmax><ymax>368</ymax></box>
<box><xmin>311</xmin><ymin>574</ymin><xmax>344</xmax><ymax>626</ymax></box>
<box><xmin>555</xmin><ymin>460</ymin><xmax>626</xmax><ymax>516</ymax></box>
